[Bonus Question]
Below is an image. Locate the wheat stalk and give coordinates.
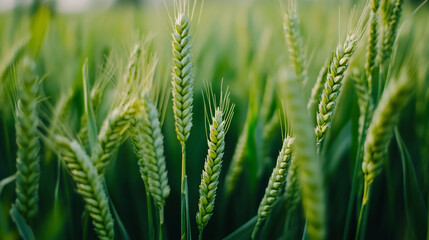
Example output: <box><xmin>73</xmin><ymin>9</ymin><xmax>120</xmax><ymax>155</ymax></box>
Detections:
<box><xmin>281</xmin><ymin>70</ymin><xmax>326</xmax><ymax>240</ymax></box>
<box><xmin>315</xmin><ymin>34</ymin><xmax>358</xmax><ymax>149</ymax></box>
<box><xmin>361</xmin><ymin>74</ymin><xmax>414</xmax><ymax>205</ymax></box>
<box><xmin>55</xmin><ymin>136</ymin><xmax>115</xmax><ymax>240</ymax></box>
<box><xmin>171</xmin><ymin>6</ymin><xmax>196</xmax><ymax>239</ymax></box>
<box><xmin>132</xmin><ymin>95</ymin><xmax>170</xmax><ymax>224</ymax></box>
<box><xmin>13</xmin><ymin>59</ymin><xmax>41</xmax><ymax>222</ymax></box>
<box><xmin>252</xmin><ymin>136</ymin><xmax>294</xmax><ymax>239</ymax></box>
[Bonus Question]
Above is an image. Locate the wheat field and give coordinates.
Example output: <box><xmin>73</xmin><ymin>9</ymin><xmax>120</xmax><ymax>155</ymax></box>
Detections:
<box><xmin>1</xmin><ymin>0</ymin><xmax>429</xmax><ymax>239</ymax></box>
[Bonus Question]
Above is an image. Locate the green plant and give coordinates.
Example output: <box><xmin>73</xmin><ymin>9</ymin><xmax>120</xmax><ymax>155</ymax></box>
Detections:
<box><xmin>252</xmin><ymin>136</ymin><xmax>294</xmax><ymax>239</ymax></box>
<box><xmin>281</xmin><ymin>69</ymin><xmax>326</xmax><ymax>240</ymax></box>
<box><xmin>55</xmin><ymin>136</ymin><xmax>115</xmax><ymax>240</ymax></box>
<box><xmin>171</xmin><ymin>8</ymin><xmax>195</xmax><ymax>239</ymax></box>
<box><xmin>315</xmin><ymin>34</ymin><xmax>358</xmax><ymax>150</ymax></box>
<box><xmin>132</xmin><ymin>94</ymin><xmax>170</xmax><ymax>233</ymax></box>
<box><xmin>361</xmin><ymin>73</ymin><xmax>414</xmax><ymax>206</ymax></box>
<box><xmin>1</xmin><ymin>1</ymin><xmax>429</xmax><ymax>240</ymax></box>
<box><xmin>13</xmin><ymin>59</ymin><xmax>41</xmax><ymax>223</ymax></box>
<box><xmin>196</xmin><ymin>84</ymin><xmax>234</xmax><ymax>239</ymax></box>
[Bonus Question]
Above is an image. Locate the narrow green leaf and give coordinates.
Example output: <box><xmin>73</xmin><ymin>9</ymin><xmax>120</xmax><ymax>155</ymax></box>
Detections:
<box><xmin>107</xmin><ymin>186</ymin><xmax>131</xmax><ymax>240</ymax></box>
<box><xmin>81</xmin><ymin>209</ymin><xmax>89</xmax><ymax>240</ymax></box>
<box><xmin>101</xmin><ymin>179</ymin><xmax>131</xmax><ymax>240</ymax></box>
<box><xmin>0</xmin><ymin>173</ymin><xmax>16</xmax><ymax>195</ymax></box>
<box><xmin>82</xmin><ymin>59</ymin><xmax>98</xmax><ymax>151</ymax></box>
<box><xmin>146</xmin><ymin>191</ymin><xmax>155</xmax><ymax>240</ymax></box>
<box><xmin>10</xmin><ymin>205</ymin><xmax>36</xmax><ymax>240</ymax></box>
<box><xmin>222</xmin><ymin>216</ymin><xmax>257</xmax><ymax>240</ymax></box>
<box><xmin>395</xmin><ymin>128</ymin><xmax>427</xmax><ymax>239</ymax></box>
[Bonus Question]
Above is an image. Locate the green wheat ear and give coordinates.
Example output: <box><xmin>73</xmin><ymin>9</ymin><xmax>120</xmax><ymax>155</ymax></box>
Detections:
<box><xmin>252</xmin><ymin>136</ymin><xmax>294</xmax><ymax>239</ymax></box>
<box><xmin>315</xmin><ymin>34</ymin><xmax>358</xmax><ymax>150</ymax></box>
<box><xmin>281</xmin><ymin>70</ymin><xmax>326</xmax><ymax>240</ymax></box>
<box><xmin>283</xmin><ymin>1</ymin><xmax>307</xmax><ymax>86</ymax></box>
<box><xmin>196</xmin><ymin>83</ymin><xmax>234</xmax><ymax>238</ymax></box>
<box><xmin>55</xmin><ymin>136</ymin><xmax>115</xmax><ymax>240</ymax></box>
<box><xmin>14</xmin><ymin>59</ymin><xmax>41</xmax><ymax>222</ymax></box>
<box><xmin>223</xmin><ymin>118</ymin><xmax>249</xmax><ymax>198</ymax></box>
<box><xmin>172</xmin><ymin>13</ymin><xmax>194</xmax><ymax>144</ymax></box>
<box><xmin>365</xmin><ymin>0</ymin><xmax>380</xmax><ymax>93</ymax></box>
<box><xmin>91</xmin><ymin>41</ymin><xmax>156</xmax><ymax>176</ymax></box>
<box><xmin>284</xmin><ymin>157</ymin><xmax>301</xmax><ymax>212</ymax></box>
<box><xmin>362</xmin><ymin>74</ymin><xmax>414</xmax><ymax>205</ymax></box>
<box><xmin>92</xmin><ymin>102</ymin><xmax>138</xmax><ymax>176</ymax></box>
<box><xmin>308</xmin><ymin>59</ymin><xmax>329</xmax><ymax>120</ymax></box>
<box><xmin>379</xmin><ymin>0</ymin><xmax>403</xmax><ymax>64</ymax></box>
<box><xmin>132</xmin><ymin>94</ymin><xmax>170</xmax><ymax>223</ymax></box>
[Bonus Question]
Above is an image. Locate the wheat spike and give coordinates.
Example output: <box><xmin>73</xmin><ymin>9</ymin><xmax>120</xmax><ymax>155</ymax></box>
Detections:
<box><xmin>284</xmin><ymin>157</ymin><xmax>301</xmax><ymax>212</ymax></box>
<box><xmin>365</xmin><ymin>0</ymin><xmax>380</xmax><ymax>93</ymax></box>
<box><xmin>252</xmin><ymin>136</ymin><xmax>294</xmax><ymax>239</ymax></box>
<box><xmin>197</xmin><ymin>83</ymin><xmax>234</xmax><ymax>236</ymax></box>
<box><xmin>92</xmin><ymin>102</ymin><xmax>138</xmax><ymax>176</ymax></box>
<box><xmin>223</xmin><ymin>120</ymin><xmax>248</xmax><ymax>197</ymax></box>
<box><xmin>379</xmin><ymin>0</ymin><xmax>403</xmax><ymax>63</ymax></box>
<box><xmin>284</xmin><ymin>2</ymin><xmax>307</xmax><ymax>86</ymax></box>
<box><xmin>132</xmin><ymin>95</ymin><xmax>170</xmax><ymax>222</ymax></box>
<box><xmin>14</xmin><ymin>59</ymin><xmax>41</xmax><ymax>222</ymax></box>
<box><xmin>315</xmin><ymin>34</ymin><xmax>358</xmax><ymax>149</ymax></box>
<box><xmin>308</xmin><ymin>59</ymin><xmax>330</xmax><ymax>120</ymax></box>
<box><xmin>196</xmin><ymin>108</ymin><xmax>225</xmax><ymax>232</ymax></box>
<box><xmin>172</xmin><ymin>13</ymin><xmax>194</xmax><ymax>144</ymax></box>
<box><xmin>56</xmin><ymin>136</ymin><xmax>115</xmax><ymax>240</ymax></box>
<box><xmin>362</xmin><ymin>75</ymin><xmax>414</xmax><ymax>205</ymax></box>
<box><xmin>281</xmin><ymin>70</ymin><xmax>326</xmax><ymax>240</ymax></box>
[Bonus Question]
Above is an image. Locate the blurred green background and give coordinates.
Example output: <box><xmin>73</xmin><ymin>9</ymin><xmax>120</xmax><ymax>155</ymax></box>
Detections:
<box><xmin>1</xmin><ymin>0</ymin><xmax>429</xmax><ymax>239</ymax></box>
